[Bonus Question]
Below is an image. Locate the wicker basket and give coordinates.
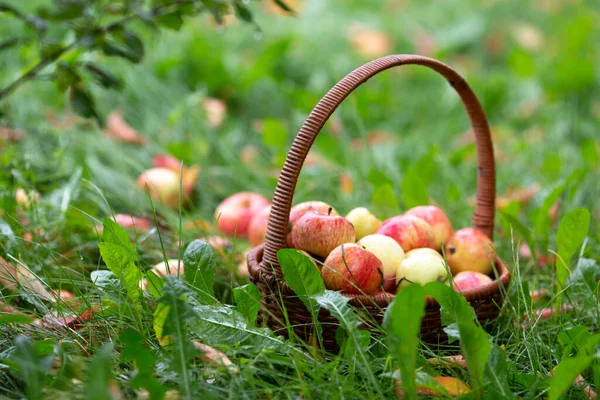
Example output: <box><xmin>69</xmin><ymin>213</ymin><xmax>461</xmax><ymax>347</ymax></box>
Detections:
<box><xmin>247</xmin><ymin>54</ymin><xmax>511</xmax><ymax>351</ymax></box>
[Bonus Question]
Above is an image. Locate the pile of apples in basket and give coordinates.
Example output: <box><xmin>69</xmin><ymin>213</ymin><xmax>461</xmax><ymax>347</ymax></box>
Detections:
<box><xmin>216</xmin><ymin>192</ymin><xmax>497</xmax><ymax>295</ymax></box>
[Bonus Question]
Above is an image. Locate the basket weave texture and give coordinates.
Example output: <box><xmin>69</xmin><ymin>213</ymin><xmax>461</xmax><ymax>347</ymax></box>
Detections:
<box><xmin>247</xmin><ymin>55</ymin><xmax>511</xmax><ymax>349</ymax></box>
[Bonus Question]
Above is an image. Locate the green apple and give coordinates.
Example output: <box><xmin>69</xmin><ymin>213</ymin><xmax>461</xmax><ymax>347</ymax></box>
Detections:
<box><xmin>396</xmin><ymin>253</ymin><xmax>449</xmax><ymax>291</ymax></box>
<box><xmin>357</xmin><ymin>234</ymin><xmax>405</xmax><ymax>292</ymax></box>
<box><xmin>345</xmin><ymin>207</ymin><xmax>382</xmax><ymax>240</ymax></box>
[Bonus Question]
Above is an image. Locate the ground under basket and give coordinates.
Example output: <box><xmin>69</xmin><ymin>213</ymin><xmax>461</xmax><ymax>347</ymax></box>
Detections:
<box><xmin>247</xmin><ymin>54</ymin><xmax>511</xmax><ymax>351</ymax></box>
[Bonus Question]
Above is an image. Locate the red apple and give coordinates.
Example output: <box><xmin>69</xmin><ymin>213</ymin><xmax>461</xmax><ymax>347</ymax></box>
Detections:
<box><xmin>248</xmin><ymin>205</ymin><xmax>271</xmax><ymax>247</ymax></box>
<box><xmin>322</xmin><ymin>244</ymin><xmax>383</xmax><ymax>294</ymax></box>
<box><xmin>376</xmin><ymin>215</ymin><xmax>436</xmax><ymax>252</ymax></box>
<box><xmin>444</xmin><ymin>228</ymin><xmax>496</xmax><ymax>275</ymax></box>
<box><xmin>404</xmin><ymin>205</ymin><xmax>453</xmax><ymax>251</ymax></box>
<box><xmin>291</xmin><ymin>211</ymin><xmax>355</xmax><ymax>257</ymax></box>
<box><xmin>214</xmin><ymin>192</ymin><xmax>270</xmax><ymax>237</ymax></box>
<box><xmin>287</xmin><ymin>201</ymin><xmax>339</xmax><ymax>247</ymax></box>
<box><xmin>452</xmin><ymin>271</ymin><xmax>493</xmax><ymax>292</ymax></box>
<box><xmin>137</xmin><ymin>167</ymin><xmax>182</xmax><ymax>208</ymax></box>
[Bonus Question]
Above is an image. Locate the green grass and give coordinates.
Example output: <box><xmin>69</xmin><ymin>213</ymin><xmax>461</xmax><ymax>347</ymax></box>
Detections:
<box><xmin>1</xmin><ymin>0</ymin><xmax>599</xmax><ymax>398</ymax></box>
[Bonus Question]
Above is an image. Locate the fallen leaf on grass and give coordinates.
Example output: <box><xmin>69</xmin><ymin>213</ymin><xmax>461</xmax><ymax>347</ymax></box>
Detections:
<box><xmin>43</xmin><ymin>306</ymin><xmax>100</xmax><ymax>331</ymax></box>
<box><xmin>193</xmin><ymin>341</ymin><xmax>235</xmax><ymax>369</ymax></box>
<box><xmin>105</xmin><ymin>111</ymin><xmax>147</xmax><ymax>145</ymax></box>
<box><xmin>397</xmin><ymin>376</ymin><xmax>471</xmax><ymax>397</ymax></box>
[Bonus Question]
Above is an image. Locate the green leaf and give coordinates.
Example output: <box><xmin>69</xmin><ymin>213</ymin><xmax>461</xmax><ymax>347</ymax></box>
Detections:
<box><xmin>233</xmin><ymin>283</ymin><xmax>261</xmax><ymax>326</ymax></box>
<box><xmin>500</xmin><ymin>212</ymin><xmax>536</xmax><ymax>262</ymax></box>
<box><xmin>119</xmin><ymin>330</ymin><xmax>165</xmax><ymax>399</ymax></box>
<box><xmin>98</xmin><ymin>242</ymin><xmax>142</xmax><ymax>316</ymax></box>
<box><xmin>101</xmin><ymin>217</ymin><xmax>137</xmax><ymax>259</ymax></box>
<box><xmin>548</xmin><ymin>355</ymin><xmax>595</xmax><ymax>400</ymax></box>
<box><xmin>234</xmin><ymin>1</ymin><xmax>253</xmax><ymax>23</ymax></box>
<box><xmin>401</xmin><ymin>151</ymin><xmax>435</xmax><ymax>209</ymax></box>
<box><xmin>86</xmin><ymin>343</ymin><xmax>115</xmax><ymax>400</ymax></box>
<box><xmin>0</xmin><ymin>314</ymin><xmax>35</xmax><ymax>325</ymax></box>
<box><xmin>367</xmin><ymin>169</ymin><xmax>393</xmax><ymax>187</ymax></box>
<box><xmin>484</xmin><ymin>345</ymin><xmax>517</xmax><ymax>399</ymax></box>
<box><xmin>556</xmin><ymin>208</ymin><xmax>590</xmax><ymax>290</ymax></box>
<box><xmin>272</xmin><ymin>0</ymin><xmax>296</xmax><ymax>14</ymax></box>
<box><xmin>153</xmin><ymin>302</ymin><xmax>170</xmax><ymax>347</ymax></box>
<box><xmin>183</xmin><ymin>239</ymin><xmax>216</xmax><ymax>304</ymax></box>
<box><xmin>156</xmin><ymin>11</ymin><xmax>184</xmax><ymax>30</ymax></box>
<box><xmin>372</xmin><ymin>183</ymin><xmax>400</xmax><ymax>216</ymax></box>
<box><xmin>69</xmin><ymin>84</ymin><xmax>101</xmax><ymax>123</ymax></box>
<box><xmin>278</xmin><ymin>249</ymin><xmax>325</xmax><ymax>317</ymax></box>
<box><xmin>102</xmin><ymin>29</ymin><xmax>144</xmax><ymax>63</ymax></box>
<box><xmin>383</xmin><ymin>284</ymin><xmax>426</xmax><ymax>400</ymax></box>
<box><xmin>424</xmin><ymin>282</ymin><xmax>491</xmax><ymax>398</ymax></box>
<box><xmin>145</xmin><ymin>270</ymin><xmax>164</xmax><ymax>299</ymax></box>
<box><xmin>10</xmin><ymin>336</ymin><xmax>54</xmax><ymax>400</ymax></box>
<box><xmin>262</xmin><ymin>118</ymin><xmax>288</xmax><ymax>151</ymax></box>
<box><xmin>0</xmin><ymin>38</ymin><xmax>20</xmax><ymax>52</ymax></box>
<box><xmin>83</xmin><ymin>63</ymin><xmax>122</xmax><ymax>89</ymax></box>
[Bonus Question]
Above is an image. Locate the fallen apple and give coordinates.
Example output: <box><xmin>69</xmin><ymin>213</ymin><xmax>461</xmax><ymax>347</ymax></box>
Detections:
<box><xmin>247</xmin><ymin>205</ymin><xmax>271</xmax><ymax>247</ymax></box>
<box><xmin>322</xmin><ymin>244</ymin><xmax>383</xmax><ymax>294</ymax></box>
<box><xmin>357</xmin><ymin>234</ymin><xmax>405</xmax><ymax>292</ymax></box>
<box><xmin>404</xmin><ymin>205</ymin><xmax>453</xmax><ymax>251</ymax></box>
<box><xmin>137</xmin><ymin>167</ymin><xmax>183</xmax><ymax>208</ymax></box>
<box><xmin>452</xmin><ymin>271</ymin><xmax>493</xmax><ymax>292</ymax></box>
<box><xmin>445</xmin><ymin>228</ymin><xmax>496</xmax><ymax>275</ymax></box>
<box><xmin>291</xmin><ymin>211</ymin><xmax>355</xmax><ymax>257</ymax></box>
<box><xmin>396</xmin><ymin>252</ymin><xmax>448</xmax><ymax>291</ymax></box>
<box><xmin>345</xmin><ymin>207</ymin><xmax>382</xmax><ymax>240</ymax></box>
<box><xmin>214</xmin><ymin>192</ymin><xmax>270</xmax><ymax>237</ymax></box>
<box><xmin>377</xmin><ymin>215</ymin><xmax>436</xmax><ymax>252</ymax></box>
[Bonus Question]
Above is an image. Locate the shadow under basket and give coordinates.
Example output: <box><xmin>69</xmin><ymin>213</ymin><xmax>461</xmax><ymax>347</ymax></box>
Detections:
<box><xmin>246</xmin><ymin>54</ymin><xmax>512</xmax><ymax>352</ymax></box>
<box><xmin>248</xmin><ymin>245</ymin><xmax>511</xmax><ymax>349</ymax></box>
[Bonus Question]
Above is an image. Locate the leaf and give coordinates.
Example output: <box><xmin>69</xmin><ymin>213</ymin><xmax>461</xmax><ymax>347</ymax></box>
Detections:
<box><xmin>101</xmin><ymin>217</ymin><xmax>137</xmax><ymax>259</ymax></box>
<box><xmin>484</xmin><ymin>345</ymin><xmax>517</xmax><ymax>399</ymax></box>
<box><xmin>556</xmin><ymin>208</ymin><xmax>590</xmax><ymax>303</ymax></box>
<box><xmin>119</xmin><ymin>330</ymin><xmax>165</xmax><ymax>399</ymax></box>
<box><xmin>86</xmin><ymin>343</ymin><xmax>115</xmax><ymax>400</ymax></box>
<box><xmin>98</xmin><ymin>242</ymin><xmax>141</xmax><ymax>314</ymax></box>
<box><xmin>183</xmin><ymin>240</ymin><xmax>216</xmax><ymax>304</ymax></box>
<box><xmin>234</xmin><ymin>1</ymin><xmax>253</xmax><ymax>23</ymax></box>
<box><xmin>101</xmin><ymin>29</ymin><xmax>144</xmax><ymax>63</ymax></box>
<box><xmin>424</xmin><ymin>282</ymin><xmax>491</xmax><ymax>397</ymax></box>
<box><xmin>272</xmin><ymin>0</ymin><xmax>296</xmax><ymax>14</ymax></box>
<box><xmin>153</xmin><ymin>302</ymin><xmax>171</xmax><ymax>347</ymax></box>
<box><xmin>548</xmin><ymin>355</ymin><xmax>595</xmax><ymax>400</ymax></box>
<box><xmin>83</xmin><ymin>63</ymin><xmax>122</xmax><ymax>89</ymax></box>
<box><xmin>0</xmin><ymin>38</ymin><xmax>20</xmax><ymax>52</ymax></box>
<box><xmin>90</xmin><ymin>270</ymin><xmax>121</xmax><ymax>292</ymax></box>
<box><xmin>401</xmin><ymin>151</ymin><xmax>435</xmax><ymax>209</ymax></box>
<box><xmin>0</xmin><ymin>256</ymin><xmax>55</xmax><ymax>302</ymax></box>
<box><xmin>278</xmin><ymin>249</ymin><xmax>325</xmax><ymax>317</ymax></box>
<box><xmin>11</xmin><ymin>336</ymin><xmax>54</xmax><ymax>400</ymax></box>
<box><xmin>69</xmin><ymin>85</ymin><xmax>100</xmax><ymax>123</ymax></box>
<box><xmin>372</xmin><ymin>183</ymin><xmax>400</xmax><ymax>216</ymax></box>
<box><xmin>383</xmin><ymin>284</ymin><xmax>426</xmax><ymax>399</ymax></box>
<box><xmin>233</xmin><ymin>284</ymin><xmax>261</xmax><ymax>326</ymax></box>
<box><xmin>156</xmin><ymin>11</ymin><xmax>184</xmax><ymax>30</ymax></box>
<box><xmin>367</xmin><ymin>169</ymin><xmax>393</xmax><ymax>187</ymax></box>
<box><xmin>262</xmin><ymin>118</ymin><xmax>288</xmax><ymax>152</ymax></box>
<box><xmin>581</xmin><ymin>138</ymin><xmax>599</xmax><ymax>168</ymax></box>
<box><xmin>0</xmin><ymin>314</ymin><xmax>35</xmax><ymax>325</ymax></box>
<box><xmin>0</xmin><ymin>215</ymin><xmax>17</xmax><ymax>249</ymax></box>
<box><xmin>500</xmin><ymin>212</ymin><xmax>537</xmax><ymax>262</ymax></box>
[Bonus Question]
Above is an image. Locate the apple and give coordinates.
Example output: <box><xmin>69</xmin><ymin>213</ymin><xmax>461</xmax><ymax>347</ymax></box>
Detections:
<box><xmin>396</xmin><ymin>252</ymin><xmax>448</xmax><ymax>291</ymax></box>
<box><xmin>444</xmin><ymin>228</ymin><xmax>495</xmax><ymax>275</ymax></box>
<box><xmin>405</xmin><ymin>247</ymin><xmax>443</xmax><ymax>260</ymax></box>
<box><xmin>376</xmin><ymin>215</ymin><xmax>436</xmax><ymax>252</ymax></box>
<box><xmin>214</xmin><ymin>192</ymin><xmax>270</xmax><ymax>237</ymax></box>
<box><xmin>357</xmin><ymin>234</ymin><xmax>405</xmax><ymax>292</ymax></box>
<box><xmin>345</xmin><ymin>207</ymin><xmax>382</xmax><ymax>240</ymax></box>
<box><xmin>397</xmin><ymin>376</ymin><xmax>471</xmax><ymax>397</ymax></box>
<box><xmin>452</xmin><ymin>271</ymin><xmax>493</xmax><ymax>292</ymax></box>
<box><xmin>291</xmin><ymin>211</ymin><xmax>355</xmax><ymax>257</ymax></box>
<box><xmin>141</xmin><ymin>259</ymin><xmax>184</xmax><ymax>290</ymax></box>
<box><xmin>287</xmin><ymin>201</ymin><xmax>339</xmax><ymax>247</ymax></box>
<box><xmin>322</xmin><ymin>244</ymin><xmax>383</xmax><ymax>294</ymax></box>
<box><xmin>137</xmin><ymin>167</ymin><xmax>182</xmax><ymax>208</ymax></box>
<box><xmin>404</xmin><ymin>205</ymin><xmax>453</xmax><ymax>251</ymax></box>
<box><xmin>248</xmin><ymin>205</ymin><xmax>271</xmax><ymax>247</ymax></box>
<box><xmin>16</xmin><ymin>188</ymin><xmax>40</xmax><ymax>209</ymax></box>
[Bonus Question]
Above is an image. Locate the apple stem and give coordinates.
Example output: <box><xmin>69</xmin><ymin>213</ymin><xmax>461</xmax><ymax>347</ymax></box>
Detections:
<box><xmin>328</xmin><ymin>207</ymin><xmax>333</xmax><ymax>216</ymax></box>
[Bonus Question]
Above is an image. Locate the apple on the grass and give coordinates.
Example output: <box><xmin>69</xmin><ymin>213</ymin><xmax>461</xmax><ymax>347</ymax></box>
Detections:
<box><xmin>357</xmin><ymin>234</ymin><xmax>405</xmax><ymax>292</ymax></box>
<box><xmin>404</xmin><ymin>205</ymin><xmax>453</xmax><ymax>251</ymax></box>
<box><xmin>345</xmin><ymin>207</ymin><xmax>382</xmax><ymax>240</ymax></box>
<box><xmin>247</xmin><ymin>205</ymin><xmax>272</xmax><ymax>247</ymax></box>
<box><xmin>444</xmin><ymin>228</ymin><xmax>495</xmax><ymax>275</ymax></box>
<box><xmin>396</xmin><ymin>252</ymin><xmax>449</xmax><ymax>291</ymax></box>
<box><xmin>405</xmin><ymin>247</ymin><xmax>443</xmax><ymax>260</ymax></box>
<box><xmin>137</xmin><ymin>167</ymin><xmax>182</xmax><ymax>208</ymax></box>
<box><xmin>214</xmin><ymin>192</ymin><xmax>270</xmax><ymax>237</ymax></box>
<box><xmin>291</xmin><ymin>211</ymin><xmax>355</xmax><ymax>257</ymax></box>
<box><xmin>141</xmin><ymin>259</ymin><xmax>184</xmax><ymax>290</ymax></box>
<box><xmin>377</xmin><ymin>215</ymin><xmax>437</xmax><ymax>252</ymax></box>
<box><xmin>452</xmin><ymin>271</ymin><xmax>493</xmax><ymax>292</ymax></box>
<box><xmin>322</xmin><ymin>243</ymin><xmax>383</xmax><ymax>294</ymax></box>
<box><xmin>287</xmin><ymin>201</ymin><xmax>339</xmax><ymax>247</ymax></box>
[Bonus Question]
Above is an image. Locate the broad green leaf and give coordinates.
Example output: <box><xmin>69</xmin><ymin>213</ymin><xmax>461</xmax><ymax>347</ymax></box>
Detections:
<box><xmin>101</xmin><ymin>217</ymin><xmax>137</xmax><ymax>259</ymax></box>
<box><xmin>548</xmin><ymin>355</ymin><xmax>595</xmax><ymax>400</ymax></box>
<box><xmin>69</xmin><ymin>84</ymin><xmax>100</xmax><ymax>123</ymax></box>
<box><xmin>156</xmin><ymin>11</ymin><xmax>184</xmax><ymax>30</ymax></box>
<box><xmin>556</xmin><ymin>208</ymin><xmax>590</xmax><ymax>293</ymax></box>
<box><xmin>367</xmin><ymin>169</ymin><xmax>393</xmax><ymax>187</ymax></box>
<box><xmin>278</xmin><ymin>249</ymin><xmax>325</xmax><ymax>317</ymax></box>
<box><xmin>581</xmin><ymin>138</ymin><xmax>599</xmax><ymax>167</ymax></box>
<box><xmin>233</xmin><ymin>283</ymin><xmax>261</xmax><ymax>326</ymax></box>
<box><xmin>145</xmin><ymin>270</ymin><xmax>164</xmax><ymax>299</ymax></box>
<box><xmin>0</xmin><ymin>314</ymin><xmax>35</xmax><ymax>325</ymax></box>
<box><xmin>233</xmin><ymin>2</ymin><xmax>253</xmax><ymax>23</ymax></box>
<box><xmin>11</xmin><ymin>336</ymin><xmax>50</xmax><ymax>400</ymax></box>
<box><xmin>98</xmin><ymin>242</ymin><xmax>141</xmax><ymax>314</ymax></box>
<box><xmin>90</xmin><ymin>270</ymin><xmax>121</xmax><ymax>292</ymax></box>
<box><xmin>383</xmin><ymin>284</ymin><xmax>426</xmax><ymax>400</ymax></box>
<box><xmin>533</xmin><ymin>182</ymin><xmax>567</xmax><ymax>236</ymax></box>
<box><xmin>153</xmin><ymin>302</ymin><xmax>171</xmax><ymax>347</ymax></box>
<box><xmin>86</xmin><ymin>343</ymin><xmax>115</xmax><ymax>400</ymax></box>
<box><xmin>401</xmin><ymin>152</ymin><xmax>435</xmax><ymax>209</ymax></box>
<box><xmin>83</xmin><ymin>63</ymin><xmax>122</xmax><ymax>89</ymax></box>
<box><xmin>372</xmin><ymin>183</ymin><xmax>400</xmax><ymax>216</ymax></box>
<box><xmin>484</xmin><ymin>345</ymin><xmax>517</xmax><ymax>399</ymax></box>
<box><xmin>183</xmin><ymin>239</ymin><xmax>216</xmax><ymax>304</ymax></box>
<box><xmin>119</xmin><ymin>330</ymin><xmax>165</xmax><ymax>399</ymax></box>
<box><xmin>425</xmin><ymin>282</ymin><xmax>490</xmax><ymax>398</ymax></box>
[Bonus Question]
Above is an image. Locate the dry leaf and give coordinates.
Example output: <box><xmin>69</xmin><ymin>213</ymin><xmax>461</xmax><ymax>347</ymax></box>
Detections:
<box><xmin>340</xmin><ymin>173</ymin><xmax>353</xmax><ymax>195</ymax></box>
<box><xmin>397</xmin><ymin>375</ymin><xmax>471</xmax><ymax>397</ymax></box>
<box><xmin>105</xmin><ymin>111</ymin><xmax>147</xmax><ymax>145</ymax></box>
<box><xmin>203</xmin><ymin>98</ymin><xmax>227</xmax><ymax>128</ymax></box>
<box><xmin>193</xmin><ymin>341</ymin><xmax>235</xmax><ymax>368</ymax></box>
<box><xmin>347</xmin><ymin>24</ymin><xmax>392</xmax><ymax>58</ymax></box>
<box><xmin>0</xmin><ymin>256</ymin><xmax>56</xmax><ymax>301</ymax></box>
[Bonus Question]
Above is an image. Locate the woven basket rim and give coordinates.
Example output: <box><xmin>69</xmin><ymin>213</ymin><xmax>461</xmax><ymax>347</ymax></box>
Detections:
<box><xmin>247</xmin><ymin>244</ymin><xmax>511</xmax><ymax>308</ymax></box>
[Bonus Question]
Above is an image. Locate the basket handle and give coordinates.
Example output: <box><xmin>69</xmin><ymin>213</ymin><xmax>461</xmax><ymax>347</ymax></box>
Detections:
<box><xmin>260</xmin><ymin>55</ymin><xmax>496</xmax><ymax>277</ymax></box>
